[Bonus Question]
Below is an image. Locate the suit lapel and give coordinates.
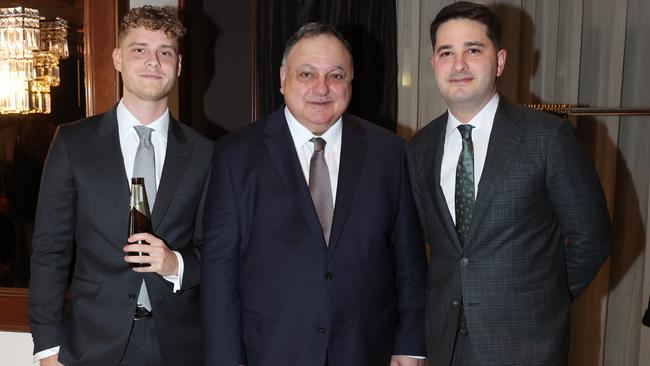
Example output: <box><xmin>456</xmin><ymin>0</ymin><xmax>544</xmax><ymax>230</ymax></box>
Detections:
<box><xmin>151</xmin><ymin>118</ymin><xmax>193</xmax><ymax>230</ymax></box>
<box><xmin>262</xmin><ymin>110</ymin><xmax>326</xmax><ymax>252</ymax></box>
<box><xmin>464</xmin><ymin>99</ymin><xmax>523</xmax><ymax>250</ymax></box>
<box><xmin>426</xmin><ymin>115</ymin><xmax>464</xmax><ymax>252</ymax></box>
<box><xmin>326</xmin><ymin>115</ymin><xmax>367</xmax><ymax>261</ymax></box>
<box><xmin>91</xmin><ymin>107</ymin><xmax>130</xmax><ymax>225</ymax></box>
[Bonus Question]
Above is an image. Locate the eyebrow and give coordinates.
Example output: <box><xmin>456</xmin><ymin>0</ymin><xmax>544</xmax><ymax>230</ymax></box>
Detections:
<box><xmin>435</xmin><ymin>41</ymin><xmax>486</xmax><ymax>53</ymax></box>
<box><xmin>127</xmin><ymin>42</ymin><xmax>176</xmax><ymax>50</ymax></box>
<box><xmin>297</xmin><ymin>64</ymin><xmax>346</xmax><ymax>72</ymax></box>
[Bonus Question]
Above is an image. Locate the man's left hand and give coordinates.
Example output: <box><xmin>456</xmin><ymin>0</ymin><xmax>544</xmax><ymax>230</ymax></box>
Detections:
<box><xmin>124</xmin><ymin>233</ymin><xmax>178</xmax><ymax>276</ymax></box>
<box><xmin>390</xmin><ymin>355</ymin><xmax>425</xmax><ymax>366</ymax></box>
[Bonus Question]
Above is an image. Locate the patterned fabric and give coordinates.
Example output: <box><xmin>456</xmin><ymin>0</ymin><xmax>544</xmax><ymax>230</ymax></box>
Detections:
<box><xmin>455</xmin><ymin>124</ymin><xmax>474</xmax><ymax>245</ymax></box>
<box><xmin>309</xmin><ymin>137</ymin><xmax>333</xmax><ymax>246</ymax></box>
<box><xmin>133</xmin><ymin>126</ymin><xmax>157</xmax><ymax>209</ymax></box>
<box><xmin>133</xmin><ymin>125</ymin><xmax>156</xmax><ymax>312</ymax></box>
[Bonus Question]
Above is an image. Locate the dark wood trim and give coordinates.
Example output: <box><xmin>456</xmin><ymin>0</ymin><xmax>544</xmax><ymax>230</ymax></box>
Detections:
<box><xmin>84</xmin><ymin>0</ymin><xmax>120</xmax><ymax>116</ymax></box>
<box><xmin>0</xmin><ymin>0</ymin><xmax>122</xmax><ymax>334</ymax></box>
<box><xmin>0</xmin><ymin>288</ymin><xmax>29</xmax><ymax>332</ymax></box>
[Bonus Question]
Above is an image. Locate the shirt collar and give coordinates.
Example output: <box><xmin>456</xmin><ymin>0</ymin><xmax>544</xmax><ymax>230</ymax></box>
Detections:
<box><xmin>445</xmin><ymin>93</ymin><xmax>499</xmax><ymax>139</ymax></box>
<box><xmin>284</xmin><ymin>106</ymin><xmax>343</xmax><ymax>149</ymax></box>
<box><xmin>117</xmin><ymin>99</ymin><xmax>170</xmax><ymax>141</ymax></box>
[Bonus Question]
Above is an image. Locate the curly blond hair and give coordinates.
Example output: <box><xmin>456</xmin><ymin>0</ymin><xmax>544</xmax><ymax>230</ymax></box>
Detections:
<box><xmin>118</xmin><ymin>5</ymin><xmax>186</xmax><ymax>47</ymax></box>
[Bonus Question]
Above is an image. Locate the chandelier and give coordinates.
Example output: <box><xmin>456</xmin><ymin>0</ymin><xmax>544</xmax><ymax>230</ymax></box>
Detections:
<box><xmin>0</xmin><ymin>7</ymin><xmax>69</xmax><ymax>114</ymax></box>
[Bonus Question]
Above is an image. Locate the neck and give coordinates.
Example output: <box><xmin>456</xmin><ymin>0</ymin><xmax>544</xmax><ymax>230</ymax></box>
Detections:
<box><xmin>449</xmin><ymin>90</ymin><xmax>497</xmax><ymax>124</ymax></box>
<box><xmin>122</xmin><ymin>96</ymin><xmax>168</xmax><ymax>125</ymax></box>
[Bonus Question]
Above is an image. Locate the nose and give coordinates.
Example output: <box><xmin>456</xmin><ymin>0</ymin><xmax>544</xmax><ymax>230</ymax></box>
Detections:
<box><xmin>313</xmin><ymin>77</ymin><xmax>330</xmax><ymax>96</ymax></box>
<box><xmin>147</xmin><ymin>53</ymin><xmax>160</xmax><ymax>68</ymax></box>
<box><xmin>453</xmin><ymin>54</ymin><xmax>468</xmax><ymax>72</ymax></box>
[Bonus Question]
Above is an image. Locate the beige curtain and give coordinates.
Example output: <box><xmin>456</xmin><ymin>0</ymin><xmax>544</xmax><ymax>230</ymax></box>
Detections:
<box><xmin>397</xmin><ymin>0</ymin><xmax>650</xmax><ymax>364</ymax></box>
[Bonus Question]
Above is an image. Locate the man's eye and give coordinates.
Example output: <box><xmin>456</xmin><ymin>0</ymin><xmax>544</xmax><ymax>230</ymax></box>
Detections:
<box><xmin>439</xmin><ymin>51</ymin><xmax>452</xmax><ymax>57</ymax></box>
<box><xmin>160</xmin><ymin>51</ymin><xmax>170</xmax><ymax>57</ymax></box>
<box><xmin>135</xmin><ymin>48</ymin><xmax>145</xmax><ymax>53</ymax></box>
<box><xmin>468</xmin><ymin>48</ymin><xmax>481</xmax><ymax>54</ymax></box>
<box><xmin>329</xmin><ymin>73</ymin><xmax>344</xmax><ymax>80</ymax></box>
<box><xmin>299</xmin><ymin>72</ymin><xmax>312</xmax><ymax>79</ymax></box>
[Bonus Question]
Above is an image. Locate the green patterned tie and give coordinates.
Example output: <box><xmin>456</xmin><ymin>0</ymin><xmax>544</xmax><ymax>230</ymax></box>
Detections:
<box><xmin>455</xmin><ymin>124</ymin><xmax>475</xmax><ymax>245</ymax></box>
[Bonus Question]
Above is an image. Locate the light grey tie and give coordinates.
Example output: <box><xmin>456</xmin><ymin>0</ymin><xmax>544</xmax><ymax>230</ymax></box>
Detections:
<box><xmin>133</xmin><ymin>126</ymin><xmax>156</xmax><ymax>210</ymax></box>
<box><xmin>133</xmin><ymin>125</ymin><xmax>156</xmax><ymax>311</ymax></box>
<box><xmin>309</xmin><ymin>137</ymin><xmax>334</xmax><ymax>246</ymax></box>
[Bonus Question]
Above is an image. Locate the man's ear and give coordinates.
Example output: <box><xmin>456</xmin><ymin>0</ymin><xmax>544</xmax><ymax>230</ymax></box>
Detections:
<box><xmin>279</xmin><ymin>65</ymin><xmax>286</xmax><ymax>95</ymax></box>
<box><xmin>112</xmin><ymin>48</ymin><xmax>122</xmax><ymax>72</ymax></box>
<box><xmin>496</xmin><ymin>48</ymin><xmax>507</xmax><ymax>77</ymax></box>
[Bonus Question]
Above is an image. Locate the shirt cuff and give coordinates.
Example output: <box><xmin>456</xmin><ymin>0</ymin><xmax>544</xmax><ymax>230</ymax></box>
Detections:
<box><xmin>402</xmin><ymin>355</ymin><xmax>426</xmax><ymax>359</ymax></box>
<box><xmin>34</xmin><ymin>346</ymin><xmax>60</xmax><ymax>363</ymax></box>
<box><xmin>162</xmin><ymin>251</ymin><xmax>184</xmax><ymax>293</ymax></box>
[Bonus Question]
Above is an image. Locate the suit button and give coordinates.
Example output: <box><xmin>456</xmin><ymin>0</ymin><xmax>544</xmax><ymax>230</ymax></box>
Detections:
<box><xmin>318</xmin><ymin>327</ymin><xmax>327</xmax><ymax>335</ymax></box>
<box><xmin>325</xmin><ymin>272</ymin><xmax>333</xmax><ymax>280</ymax></box>
<box><xmin>452</xmin><ymin>300</ymin><xmax>459</xmax><ymax>306</ymax></box>
<box><xmin>460</xmin><ymin>257</ymin><xmax>469</xmax><ymax>265</ymax></box>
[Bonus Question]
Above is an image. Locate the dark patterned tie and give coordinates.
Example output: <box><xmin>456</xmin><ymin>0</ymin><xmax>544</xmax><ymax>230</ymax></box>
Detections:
<box><xmin>133</xmin><ymin>125</ymin><xmax>156</xmax><ymax>311</ymax></box>
<box><xmin>455</xmin><ymin>124</ymin><xmax>475</xmax><ymax>245</ymax></box>
<box><xmin>309</xmin><ymin>137</ymin><xmax>334</xmax><ymax>246</ymax></box>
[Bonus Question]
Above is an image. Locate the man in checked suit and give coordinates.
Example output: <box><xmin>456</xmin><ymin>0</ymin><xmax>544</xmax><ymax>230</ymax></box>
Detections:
<box><xmin>201</xmin><ymin>23</ymin><xmax>427</xmax><ymax>366</ymax></box>
<box><xmin>407</xmin><ymin>2</ymin><xmax>611</xmax><ymax>365</ymax></box>
<box><xmin>28</xmin><ymin>6</ymin><xmax>211</xmax><ymax>365</ymax></box>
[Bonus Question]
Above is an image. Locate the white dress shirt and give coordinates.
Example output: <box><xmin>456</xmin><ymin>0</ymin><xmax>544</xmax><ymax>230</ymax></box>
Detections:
<box><xmin>285</xmin><ymin>107</ymin><xmax>342</xmax><ymax>202</ymax></box>
<box><xmin>440</xmin><ymin>93</ymin><xmax>499</xmax><ymax>222</ymax></box>
<box><xmin>284</xmin><ymin>107</ymin><xmax>425</xmax><ymax>360</ymax></box>
<box><xmin>116</xmin><ymin>100</ymin><xmax>184</xmax><ymax>291</ymax></box>
<box><xmin>34</xmin><ymin>100</ymin><xmax>185</xmax><ymax>363</ymax></box>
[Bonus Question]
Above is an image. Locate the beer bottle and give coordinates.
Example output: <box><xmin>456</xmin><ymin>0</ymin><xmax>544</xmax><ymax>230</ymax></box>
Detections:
<box><xmin>127</xmin><ymin>177</ymin><xmax>152</xmax><ymax>267</ymax></box>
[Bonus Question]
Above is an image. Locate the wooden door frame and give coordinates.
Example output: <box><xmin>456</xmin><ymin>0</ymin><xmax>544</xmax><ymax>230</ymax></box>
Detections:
<box><xmin>0</xmin><ymin>0</ymin><xmax>122</xmax><ymax>333</ymax></box>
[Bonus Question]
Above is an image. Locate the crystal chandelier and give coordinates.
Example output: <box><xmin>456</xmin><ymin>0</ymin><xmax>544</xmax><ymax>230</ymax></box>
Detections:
<box><xmin>0</xmin><ymin>7</ymin><xmax>69</xmax><ymax>114</ymax></box>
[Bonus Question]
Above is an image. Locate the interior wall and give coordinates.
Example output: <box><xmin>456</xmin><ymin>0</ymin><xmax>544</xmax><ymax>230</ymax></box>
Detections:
<box><xmin>397</xmin><ymin>1</ymin><xmax>650</xmax><ymax>365</ymax></box>
<box><xmin>182</xmin><ymin>0</ymin><xmax>253</xmax><ymax>140</ymax></box>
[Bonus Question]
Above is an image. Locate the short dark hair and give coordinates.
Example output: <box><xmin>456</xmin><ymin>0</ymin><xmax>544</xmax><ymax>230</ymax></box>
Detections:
<box><xmin>282</xmin><ymin>22</ymin><xmax>353</xmax><ymax>67</ymax></box>
<box><xmin>118</xmin><ymin>5</ymin><xmax>186</xmax><ymax>48</ymax></box>
<box><xmin>429</xmin><ymin>1</ymin><xmax>502</xmax><ymax>50</ymax></box>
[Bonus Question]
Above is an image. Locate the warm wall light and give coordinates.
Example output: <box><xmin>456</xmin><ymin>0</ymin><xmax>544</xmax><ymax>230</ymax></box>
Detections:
<box><xmin>0</xmin><ymin>7</ymin><xmax>68</xmax><ymax>114</ymax></box>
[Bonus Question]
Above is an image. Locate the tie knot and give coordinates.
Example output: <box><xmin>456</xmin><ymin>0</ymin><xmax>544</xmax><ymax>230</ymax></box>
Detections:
<box><xmin>311</xmin><ymin>137</ymin><xmax>326</xmax><ymax>152</ymax></box>
<box><xmin>134</xmin><ymin>126</ymin><xmax>153</xmax><ymax>143</ymax></box>
<box><xmin>457</xmin><ymin>124</ymin><xmax>474</xmax><ymax>140</ymax></box>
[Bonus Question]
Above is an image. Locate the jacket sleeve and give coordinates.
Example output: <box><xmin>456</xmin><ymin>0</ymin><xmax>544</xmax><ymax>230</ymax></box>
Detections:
<box><xmin>546</xmin><ymin>121</ymin><xmax>612</xmax><ymax>299</ymax></box>
<box><xmin>28</xmin><ymin>126</ymin><xmax>76</xmax><ymax>354</ymax></box>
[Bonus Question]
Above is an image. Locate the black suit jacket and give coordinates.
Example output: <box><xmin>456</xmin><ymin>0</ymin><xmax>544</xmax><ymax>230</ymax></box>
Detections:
<box><xmin>28</xmin><ymin>106</ymin><xmax>213</xmax><ymax>366</ymax></box>
<box><xmin>407</xmin><ymin>98</ymin><xmax>611</xmax><ymax>366</ymax></box>
<box><xmin>201</xmin><ymin>109</ymin><xmax>427</xmax><ymax>366</ymax></box>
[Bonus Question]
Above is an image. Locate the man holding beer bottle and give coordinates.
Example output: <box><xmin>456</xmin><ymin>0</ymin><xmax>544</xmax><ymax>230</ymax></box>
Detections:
<box><xmin>28</xmin><ymin>6</ymin><xmax>212</xmax><ymax>366</ymax></box>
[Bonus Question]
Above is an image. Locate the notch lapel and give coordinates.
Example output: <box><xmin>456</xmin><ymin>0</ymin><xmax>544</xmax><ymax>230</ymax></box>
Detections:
<box><xmin>326</xmin><ymin>115</ymin><xmax>367</xmax><ymax>261</ymax></box>
<box><xmin>463</xmin><ymin>100</ymin><xmax>523</xmax><ymax>250</ymax></box>
<box><xmin>151</xmin><ymin>118</ymin><xmax>193</xmax><ymax>230</ymax></box>
<box><xmin>91</xmin><ymin>107</ymin><xmax>130</xmax><ymax>229</ymax></box>
<box><xmin>262</xmin><ymin>110</ymin><xmax>327</xmax><ymax>252</ymax></box>
<box><xmin>426</xmin><ymin>116</ymin><xmax>464</xmax><ymax>252</ymax></box>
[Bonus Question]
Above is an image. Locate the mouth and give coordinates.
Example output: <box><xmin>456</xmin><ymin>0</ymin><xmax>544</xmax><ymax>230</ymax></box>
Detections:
<box><xmin>139</xmin><ymin>73</ymin><xmax>163</xmax><ymax>80</ymax></box>
<box><xmin>307</xmin><ymin>100</ymin><xmax>332</xmax><ymax>106</ymax></box>
<box><xmin>449</xmin><ymin>76</ymin><xmax>473</xmax><ymax>84</ymax></box>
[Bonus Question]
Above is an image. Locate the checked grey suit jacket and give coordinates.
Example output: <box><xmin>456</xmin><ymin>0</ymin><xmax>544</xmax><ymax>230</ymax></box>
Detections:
<box><xmin>407</xmin><ymin>98</ymin><xmax>611</xmax><ymax>366</ymax></box>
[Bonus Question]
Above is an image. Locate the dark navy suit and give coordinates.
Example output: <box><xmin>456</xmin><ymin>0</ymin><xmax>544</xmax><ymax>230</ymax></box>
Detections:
<box><xmin>202</xmin><ymin>109</ymin><xmax>427</xmax><ymax>366</ymax></box>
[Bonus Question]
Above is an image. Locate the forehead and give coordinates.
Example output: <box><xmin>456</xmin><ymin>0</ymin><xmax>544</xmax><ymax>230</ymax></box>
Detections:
<box><xmin>120</xmin><ymin>26</ymin><xmax>178</xmax><ymax>47</ymax></box>
<box><xmin>436</xmin><ymin>18</ymin><xmax>492</xmax><ymax>47</ymax></box>
<box><xmin>286</xmin><ymin>34</ymin><xmax>351</xmax><ymax>68</ymax></box>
